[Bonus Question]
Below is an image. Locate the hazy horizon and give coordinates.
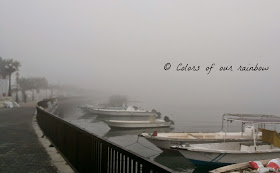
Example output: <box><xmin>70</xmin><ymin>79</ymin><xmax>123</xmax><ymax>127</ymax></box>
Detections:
<box><xmin>1</xmin><ymin>0</ymin><xmax>279</xmax><ymax>112</ymax></box>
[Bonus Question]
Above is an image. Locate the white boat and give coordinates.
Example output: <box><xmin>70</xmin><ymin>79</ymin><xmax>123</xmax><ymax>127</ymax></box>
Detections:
<box><xmin>104</xmin><ymin>119</ymin><xmax>172</xmax><ymax>129</ymax></box>
<box><xmin>90</xmin><ymin>106</ymin><xmax>158</xmax><ymax>121</ymax></box>
<box><xmin>172</xmin><ymin>141</ymin><xmax>280</xmax><ymax>166</ymax></box>
<box><xmin>171</xmin><ymin>115</ymin><xmax>280</xmax><ymax>166</ymax></box>
<box><xmin>140</xmin><ymin>130</ymin><xmax>256</xmax><ymax>150</ymax></box>
<box><xmin>90</xmin><ymin>106</ymin><xmax>157</xmax><ymax>117</ymax></box>
<box><xmin>140</xmin><ymin>114</ymin><xmax>275</xmax><ymax>150</ymax></box>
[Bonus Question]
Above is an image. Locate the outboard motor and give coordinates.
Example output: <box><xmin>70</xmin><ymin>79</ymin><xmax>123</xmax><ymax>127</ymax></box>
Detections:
<box><xmin>164</xmin><ymin>116</ymin><xmax>175</xmax><ymax>125</ymax></box>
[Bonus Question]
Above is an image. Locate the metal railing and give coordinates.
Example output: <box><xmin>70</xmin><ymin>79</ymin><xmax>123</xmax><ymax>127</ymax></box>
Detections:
<box><xmin>36</xmin><ymin>99</ymin><xmax>173</xmax><ymax>173</ymax></box>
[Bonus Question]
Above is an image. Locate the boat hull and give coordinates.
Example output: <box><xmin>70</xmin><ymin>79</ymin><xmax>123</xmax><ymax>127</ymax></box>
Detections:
<box><xmin>142</xmin><ymin>132</ymin><xmax>257</xmax><ymax>150</ymax></box>
<box><xmin>96</xmin><ymin>116</ymin><xmax>155</xmax><ymax>121</ymax></box>
<box><xmin>177</xmin><ymin>148</ymin><xmax>280</xmax><ymax>165</ymax></box>
<box><xmin>90</xmin><ymin>109</ymin><xmax>157</xmax><ymax>117</ymax></box>
<box><xmin>145</xmin><ymin>137</ymin><xmax>254</xmax><ymax>151</ymax></box>
<box><xmin>105</xmin><ymin>121</ymin><xmax>172</xmax><ymax>129</ymax></box>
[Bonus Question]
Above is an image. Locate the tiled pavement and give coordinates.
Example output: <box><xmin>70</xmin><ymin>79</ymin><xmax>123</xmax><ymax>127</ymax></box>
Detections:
<box><xmin>0</xmin><ymin>107</ymin><xmax>58</xmax><ymax>173</ymax></box>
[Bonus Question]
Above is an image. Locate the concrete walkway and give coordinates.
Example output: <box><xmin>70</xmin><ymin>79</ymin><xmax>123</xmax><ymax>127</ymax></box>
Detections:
<box><xmin>0</xmin><ymin>107</ymin><xmax>58</xmax><ymax>173</ymax></box>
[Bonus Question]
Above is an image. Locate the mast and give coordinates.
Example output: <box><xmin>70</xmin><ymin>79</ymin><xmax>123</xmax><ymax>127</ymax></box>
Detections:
<box><xmin>252</xmin><ymin>122</ymin><xmax>256</xmax><ymax>151</ymax></box>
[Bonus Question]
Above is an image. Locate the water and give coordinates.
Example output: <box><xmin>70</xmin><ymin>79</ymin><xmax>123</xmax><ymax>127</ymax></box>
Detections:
<box><xmin>56</xmin><ymin>97</ymin><xmax>280</xmax><ymax>173</ymax></box>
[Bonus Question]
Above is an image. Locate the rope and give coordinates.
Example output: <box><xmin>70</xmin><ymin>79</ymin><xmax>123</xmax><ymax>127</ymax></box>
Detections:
<box><xmin>123</xmin><ymin>136</ymin><xmax>162</xmax><ymax>155</ymax></box>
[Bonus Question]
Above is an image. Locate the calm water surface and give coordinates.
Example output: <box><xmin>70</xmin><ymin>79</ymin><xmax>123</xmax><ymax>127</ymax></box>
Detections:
<box><xmin>57</xmin><ymin>97</ymin><xmax>280</xmax><ymax>173</ymax></box>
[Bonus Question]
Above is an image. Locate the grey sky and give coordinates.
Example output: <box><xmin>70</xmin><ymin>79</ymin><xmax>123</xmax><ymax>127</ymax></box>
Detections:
<box><xmin>0</xmin><ymin>1</ymin><xmax>279</xmax><ymax>109</ymax></box>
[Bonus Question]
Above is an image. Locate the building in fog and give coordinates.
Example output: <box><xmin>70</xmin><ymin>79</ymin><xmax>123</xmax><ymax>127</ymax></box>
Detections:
<box><xmin>0</xmin><ymin>76</ymin><xmax>9</xmax><ymax>97</ymax></box>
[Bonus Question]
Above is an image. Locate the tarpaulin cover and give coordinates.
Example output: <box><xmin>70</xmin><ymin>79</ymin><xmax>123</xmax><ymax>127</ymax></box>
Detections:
<box><xmin>261</xmin><ymin>129</ymin><xmax>280</xmax><ymax>148</ymax></box>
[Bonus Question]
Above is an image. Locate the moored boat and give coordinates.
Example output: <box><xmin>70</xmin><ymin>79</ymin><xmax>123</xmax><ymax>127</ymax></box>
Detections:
<box><xmin>104</xmin><ymin>119</ymin><xmax>172</xmax><ymax>129</ymax></box>
<box><xmin>90</xmin><ymin>106</ymin><xmax>157</xmax><ymax>117</ymax></box>
<box><xmin>171</xmin><ymin>116</ymin><xmax>280</xmax><ymax>166</ymax></box>
<box><xmin>140</xmin><ymin>130</ymin><xmax>256</xmax><ymax>150</ymax></box>
<box><xmin>140</xmin><ymin>114</ymin><xmax>275</xmax><ymax>150</ymax></box>
<box><xmin>172</xmin><ymin>140</ymin><xmax>280</xmax><ymax>166</ymax></box>
<box><xmin>90</xmin><ymin>106</ymin><xmax>159</xmax><ymax>121</ymax></box>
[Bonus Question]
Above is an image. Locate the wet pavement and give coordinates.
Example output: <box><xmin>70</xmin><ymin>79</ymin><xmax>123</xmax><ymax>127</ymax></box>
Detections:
<box><xmin>0</xmin><ymin>107</ymin><xmax>58</xmax><ymax>173</ymax></box>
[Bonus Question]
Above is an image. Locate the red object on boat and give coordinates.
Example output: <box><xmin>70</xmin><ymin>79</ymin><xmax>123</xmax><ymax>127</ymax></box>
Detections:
<box><xmin>152</xmin><ymin>131</ymin><xmax>157</xmax><ymax>136</ymax></box>
<box><xmin>249</xmin><ymin>161</ymin><xmax>264</xmax><ymax>169</ymax></box>
<box><xmin>266</xmin><ymin>159</ymin><xmax>280</xmax><ymax>171</ymax></box>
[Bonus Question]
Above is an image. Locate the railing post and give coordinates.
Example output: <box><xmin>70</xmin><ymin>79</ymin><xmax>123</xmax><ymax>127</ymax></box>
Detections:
<box><xmin>142</xmin><ymin>165</ymin><xmax>150</xmax><ymax>173</ymax></box>
<box><xmin>101</xmin><ymin>143</ymin><xmax>108</xmax><ymax>173</ymax></box>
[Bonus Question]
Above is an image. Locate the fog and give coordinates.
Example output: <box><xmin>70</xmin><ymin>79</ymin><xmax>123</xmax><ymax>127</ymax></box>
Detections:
<box><xmin>1</xmin><ymin>0</ymin><xmax>280</xmax><ymax>114</ymax></box>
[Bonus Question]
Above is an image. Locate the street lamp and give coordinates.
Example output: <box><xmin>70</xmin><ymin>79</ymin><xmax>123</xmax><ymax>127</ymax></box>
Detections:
<box><xmin>15</xmin><ymin>72</ymin><xmax>19</xmax><ymax>103</ymax></box>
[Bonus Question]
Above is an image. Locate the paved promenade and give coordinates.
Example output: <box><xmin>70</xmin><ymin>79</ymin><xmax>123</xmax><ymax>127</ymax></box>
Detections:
<box><xmin>0</xmin><ymin>106</ymin><xmax>58</xmax><ymax>173</ymax></box>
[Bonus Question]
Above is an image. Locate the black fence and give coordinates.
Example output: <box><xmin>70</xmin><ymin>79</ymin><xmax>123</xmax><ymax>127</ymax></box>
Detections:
<box><xmin>36</xmin><ymin>99</ymin><xmax>173</xmax><ymax>173</ymax></box>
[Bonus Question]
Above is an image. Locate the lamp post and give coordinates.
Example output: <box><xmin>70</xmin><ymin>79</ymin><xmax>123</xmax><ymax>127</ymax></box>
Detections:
<box><xmin>15</xmin><ymin>72</ymin><xmax>19</xmax><ymax>103</ymax></box>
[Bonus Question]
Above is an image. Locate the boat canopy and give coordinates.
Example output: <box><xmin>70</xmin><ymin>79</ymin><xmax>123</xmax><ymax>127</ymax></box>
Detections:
<box><xmin>222</xmin><ymin>113</ymin><xmax>280</xmax><ymax>124</ymax></box>
<box><xmin>221</xmin><ymin>114</ymin><xmax>280</xmax><ymax>150</ymax></box>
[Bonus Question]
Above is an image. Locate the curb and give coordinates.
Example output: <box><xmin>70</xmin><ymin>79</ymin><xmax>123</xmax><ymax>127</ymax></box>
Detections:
<box><xmin>32</xmin><ymin>114</ymin><xmax>75</xmax><ymax>173</ymax></box>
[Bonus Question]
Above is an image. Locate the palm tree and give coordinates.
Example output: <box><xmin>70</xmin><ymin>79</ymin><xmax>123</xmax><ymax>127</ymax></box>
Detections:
<box><xmin>0</xmin><ymin>57</ymin><xmax>6</xmax><ymax>78</ymax></box>
<box><xmin>0</xmin><ymin>57</ymin><xmax>21</xmax><ymax>96</ymax></box>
